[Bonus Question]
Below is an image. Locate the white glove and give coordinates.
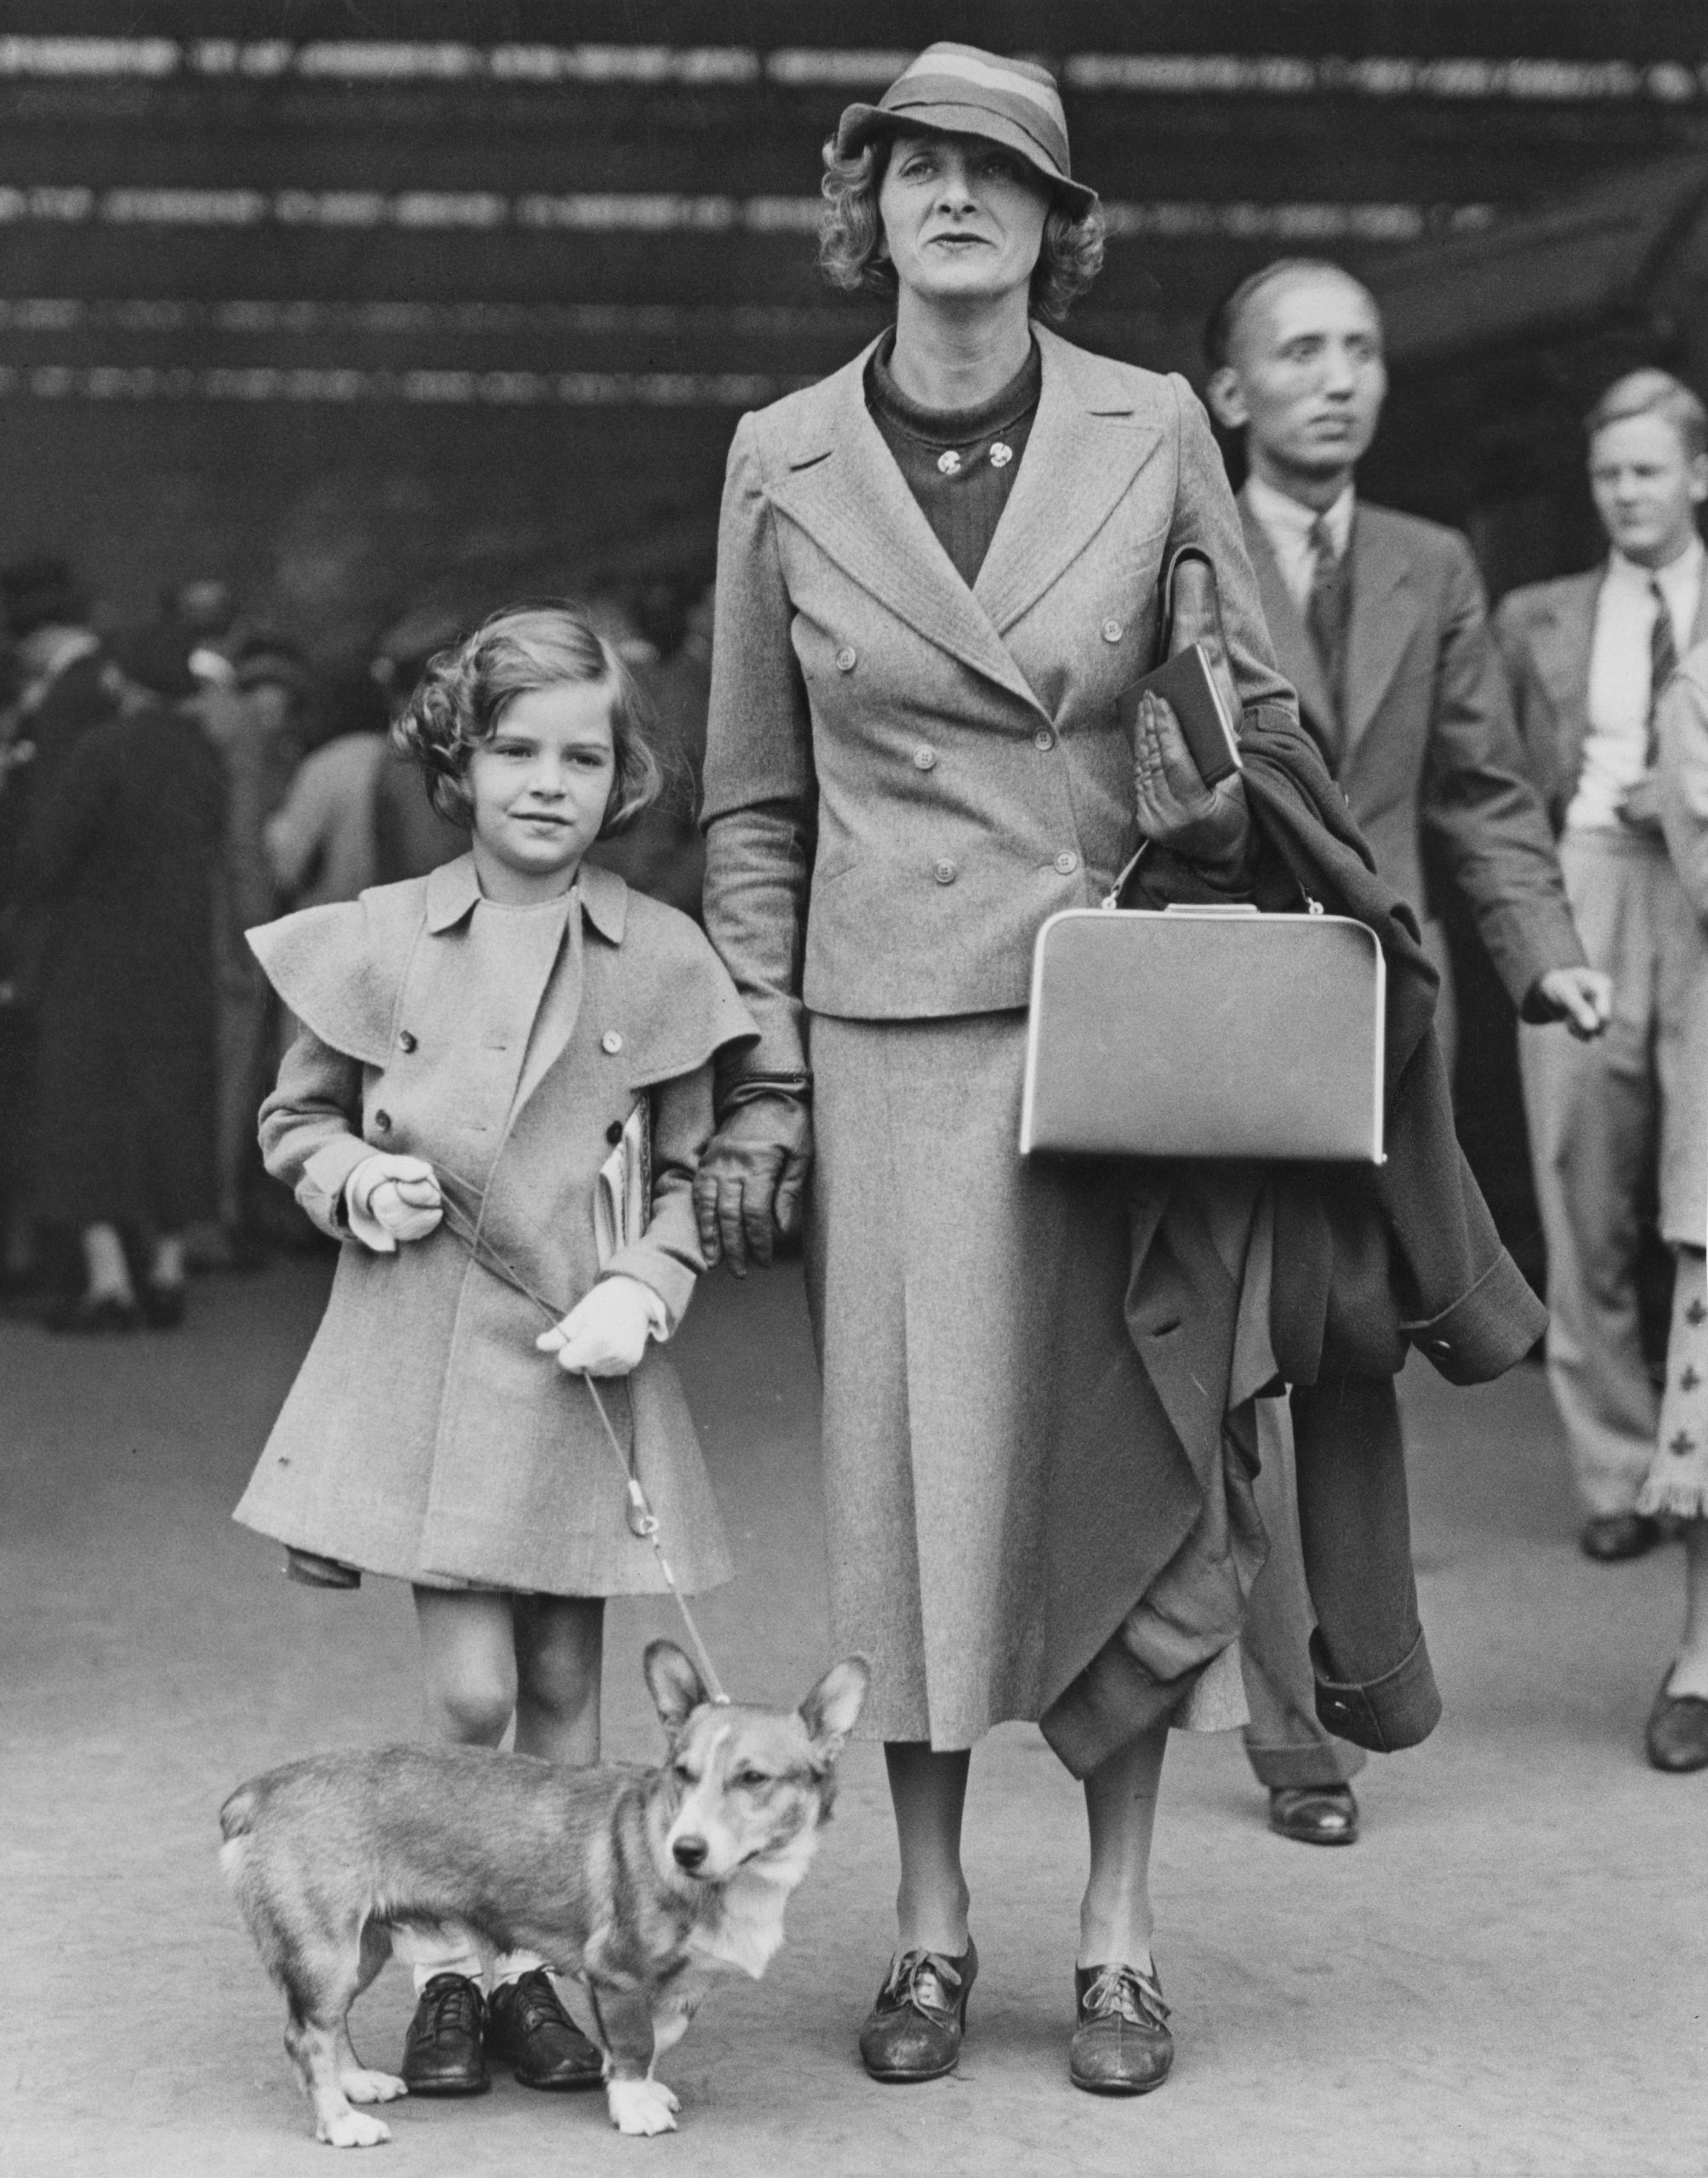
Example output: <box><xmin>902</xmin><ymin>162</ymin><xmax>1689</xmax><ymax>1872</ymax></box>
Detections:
<box><xmin>344</xmin><ymin>1153</ymin><xmax>443</xmax><ymax>1253</ymax></box>
<box><xmin>536</xmin><ymin>1274</ymin><xmax>668</xmax><ymax>1377</ymax></box>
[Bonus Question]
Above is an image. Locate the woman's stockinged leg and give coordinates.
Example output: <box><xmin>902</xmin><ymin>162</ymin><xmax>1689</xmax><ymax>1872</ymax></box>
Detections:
<box><xmin>884</xmin><ymin>1742</ymin><xmax>972</xmax><ymax>1955</ymax></box>
<box><xmin>413</xmin><ymin>1586</ymin><xmax>520</xmax><ymax>1747</ymax></box>
<box><xmin>512</xmin><ymin>1595</ymin><xmax>605</xmax><ymax>1764</ymax></box>
<box><xmin>1079</xmin><ymin>1720</ymin><xmax>1167</xmax><ymax>1970</ymax></box>
<box><xmin>1290</xmin><ymin>1373</ymin><xmax>1420</xmax><ymax>1684</ymax></box>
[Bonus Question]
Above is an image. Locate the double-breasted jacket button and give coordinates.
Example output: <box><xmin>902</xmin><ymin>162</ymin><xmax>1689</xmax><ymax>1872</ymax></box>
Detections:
<box><xmin>834</xmin><ymin>645</ymin><xmax>857</xmax><ymax>673</ymax></box>
<box><xmin>1033</xmin><ymin>727</ymin><xmax>1056</xmax><ymax>751</ymax></box>
<box><xmin>398</xmin><ymin>1030</ymin><xmax>418</xmax><ymax>1053</ymax></box>
<box><xmin>1101</xmin><ymin>617</ymin><xmax>1124</xmax><ymax>644</ymax></box>
<box><xmin>914</xmin><ymin>746</ymin><xmax>937</xmax><ymax>771</ymax></box>
<box><xmin>606</xmin><ymin>1120</ymin><xmax>624</xmax><ymax>1145</ymax></box>
<box><xmin>601</xmin><ymin>1029</ymin><xmax>623</xmax><ymax>1055</ymax></box>
<box><xmin>933</xmin><ymin>858</ymin><xmax>958</xmax><ymax>885</ymax></box>
<box><xmin>1055</xmin><ymin>850</ymin><xmax>1079</xmax><ymax>875</ymax></box>
<box><xmin>372</xmin><ymin>1109</ymin><xmax>392</xmax><ymax>1134</ymax></box>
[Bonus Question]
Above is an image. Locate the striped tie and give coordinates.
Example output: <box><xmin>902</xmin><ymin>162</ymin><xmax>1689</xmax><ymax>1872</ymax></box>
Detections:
<box><xmin>1647</xmin><ymin>578</ymin><xmax>1678</xmax><ymax>767</ymax></box>
<box><xmin>1307</xmin><ymin>516</ymin><xmax>1349</xmax><ymax>750</ymax></box>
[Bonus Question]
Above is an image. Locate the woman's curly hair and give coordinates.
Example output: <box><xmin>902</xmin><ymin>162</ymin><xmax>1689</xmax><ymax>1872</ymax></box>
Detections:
<box><xmin>393</xmin><ymin>603</ymin><xmax>661</xmax><ymax>836</ymax></box>
<box><xmin>818</xmin><ymin>131</ymin><xmax>1106</xmax><ymax>325</ymax></box>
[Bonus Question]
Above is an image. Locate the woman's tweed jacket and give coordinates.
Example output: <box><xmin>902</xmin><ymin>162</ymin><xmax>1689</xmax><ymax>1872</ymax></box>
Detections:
<box><xmin>233</xmin><ymin>857</ymin><xmax>755</xmax><ymax>1596</ymax></box>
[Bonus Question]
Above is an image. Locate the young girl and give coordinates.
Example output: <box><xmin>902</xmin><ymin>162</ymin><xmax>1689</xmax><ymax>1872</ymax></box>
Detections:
<box><xmin>233</xmin><ymin>605</ymin><xmax>755</xmax><ymax>2095</ymax></box>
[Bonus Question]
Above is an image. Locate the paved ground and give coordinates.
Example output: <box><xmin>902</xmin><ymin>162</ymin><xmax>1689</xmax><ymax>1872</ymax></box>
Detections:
<box><xmin>3</xmin><ymin>1252</ymin><xmax>1703</xmax><ymax>2176</ymax></box>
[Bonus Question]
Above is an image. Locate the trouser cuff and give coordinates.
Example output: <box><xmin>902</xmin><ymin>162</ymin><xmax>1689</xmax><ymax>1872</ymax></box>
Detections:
<box><xmin>1243</xmin><ymin>1734</ymin><xmax>1367</xmax><ymax>1789</ymax></box>
<box><xmin>1310</xmin><ymin>1625</ymin><xmax>1441</xmax><ymax>1753</ymax></box>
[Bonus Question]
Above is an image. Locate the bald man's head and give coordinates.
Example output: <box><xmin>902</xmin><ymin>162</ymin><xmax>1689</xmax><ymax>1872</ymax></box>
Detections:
<box><xmin>1204</xmin><ymin>259</ymin><xmax>1381</xmax><ymax>375</ymax></box>
<box><xmin>1204</xmin><ymin>259</ymin><xmax>1387</xmax><ymax>499</ymax></box>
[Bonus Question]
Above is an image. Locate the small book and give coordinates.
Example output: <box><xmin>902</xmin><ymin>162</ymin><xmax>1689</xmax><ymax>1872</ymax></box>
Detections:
<box><xmin>595</xmin><ymin>1097</ymin><xmax>652</xmax><ymax>1269</ymax></box>
<box><xmin>1120</xmin><ymin>641</ymin><xmax>1243</xmax><ymax>787</ymax></box>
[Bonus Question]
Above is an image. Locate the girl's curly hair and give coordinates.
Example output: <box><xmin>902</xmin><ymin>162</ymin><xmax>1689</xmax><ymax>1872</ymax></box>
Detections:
<box><xmin>817</xmin><ymin>131</ymin><xmax>1106</xmax><ymax>325</ymax></box>
<box><xmin>393</xmin><ymin>603</ymin><xmax>661</xmax><ymax>836</ymax></box>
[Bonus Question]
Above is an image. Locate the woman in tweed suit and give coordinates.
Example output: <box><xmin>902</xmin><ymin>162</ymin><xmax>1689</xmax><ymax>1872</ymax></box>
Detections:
<box><xmin>695</xmin><ymin>47</ymin><xmax>1303</xmax><ymax>2095</ymax></box>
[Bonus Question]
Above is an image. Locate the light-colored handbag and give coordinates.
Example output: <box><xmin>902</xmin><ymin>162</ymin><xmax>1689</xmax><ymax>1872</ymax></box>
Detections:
<box><xmin>1019</xmin><ymin>549</ymin><xmax>1386</xmax><ymax>1166</ymax></box>
<box><xmin>1019</xmin><ymin>890</ymin><xmax>1386</xmax><ymax>1163</ymax></box>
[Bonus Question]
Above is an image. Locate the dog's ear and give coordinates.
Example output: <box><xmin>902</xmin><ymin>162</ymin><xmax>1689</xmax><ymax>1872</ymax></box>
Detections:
<box><xmin>800</xmin><ymin>1656</ymin><xmax>869</xmax><ymax>1769</ymax></box>
<box><xmin>645</xmin><ymin>1639</ymin><xmax>709</xmax><ymax>1736</ymax></box>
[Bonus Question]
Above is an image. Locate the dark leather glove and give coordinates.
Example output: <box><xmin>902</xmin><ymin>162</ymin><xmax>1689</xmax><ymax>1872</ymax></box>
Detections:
<box><xmin>1134</xmin><ymin>689</ymin><xmax>1254</xmax><ymax>874</ymax></box>
<box><xmin>692</xmin><ymin>1094</ymin><xmax>812</xmax><ymax>1275</ymax></box>
<box><xmin>1135</xmin><ymin>546</ymin><xmax>1254</xmax><ymax>879</ymax></box>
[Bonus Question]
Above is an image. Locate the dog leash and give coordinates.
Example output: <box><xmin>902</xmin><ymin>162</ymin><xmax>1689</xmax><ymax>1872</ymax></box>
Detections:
<box><xmin>430</xmin><ymin>1166</ymin><xmax>732</xmax><ymax>1706</ymax></box>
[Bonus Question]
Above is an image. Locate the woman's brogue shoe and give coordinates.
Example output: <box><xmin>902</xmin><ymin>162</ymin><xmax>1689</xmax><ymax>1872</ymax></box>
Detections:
<box><xmin>1070</xmin><ymin>1961</ymin><xmax>1174</xmax><ymax>2095</ymax></box>
<box><xmin>1268</xmin><ymin>1783</ymin><xmax>1360</xmax><ymax>1845</ymax></box>
<box><xmin>858</xmin><ymin>1936</ymin><xmax>977</xmax><ymax>2082</ymax></box>
<box><xmin>485</xmin><ymin>1968</ymin><xmax>604</xmax><ymax>2090</ymax></box>
<box><xmin>401</xmin><ymin>1973</ymin><xmax>491</xmax><ymax>2095</ymax></box>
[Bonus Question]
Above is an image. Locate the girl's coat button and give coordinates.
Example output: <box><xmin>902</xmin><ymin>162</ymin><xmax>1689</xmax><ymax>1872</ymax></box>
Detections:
<box><xmin>606</xmin><ymin>1120</ymin><xmax>623</xmax><ymax>1144</ymax></box>
<box><xmin>601</xmin><ymin>1030</ymin><xmax>623</xmax><ymax>1054</ymax></box>
<box><xmin>372</xmin><ymin>1109</ymin><xmax>392</xmax><ymax>1132</ymax></box>
<box><xmin>398</xmin><ymin>1030</ymin><xmax>418</xmax><ymax>1053</ymax></box>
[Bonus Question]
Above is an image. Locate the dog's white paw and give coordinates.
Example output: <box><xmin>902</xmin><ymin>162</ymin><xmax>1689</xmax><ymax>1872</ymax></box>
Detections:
<box><xmin>316</xmin><ymin>2107</ymin><xmax>391</xmax><ymax>2148</ymax></box>
<box><xmin>606</xmin><ymin>2076</ymin><xmax>680</xmax><ymax>2135</ymax></box>
<box><xmin>339</xmin><ymin>2069</ymin><xmax>407</xmax><ymax>2105</ymax></box>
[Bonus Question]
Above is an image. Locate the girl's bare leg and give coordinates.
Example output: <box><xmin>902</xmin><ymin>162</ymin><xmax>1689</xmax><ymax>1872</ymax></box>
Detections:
<box><xmin>884</xmin><ymin>1743</ymin><xmax>971</xmax><ymax>1955</ymax></box>
<box><xmin>412</xmin><ymin>1587</ymin><xmax>518</xmax><ymax>1746</ymax></box>
<box><xmin>512</xmin><ymin>1595</ymin><xmax>604</xmax><ymax>1764</ymax></box>
<box><xmin>405</xmin><ymin>1588</ymin><xmax>520</xmax><ymax>1998</ymax></box>
<box><xmin>1079</xmin><ymin>1719</ymin><xmax>1168</xmax><ymax>1970</ymax></box>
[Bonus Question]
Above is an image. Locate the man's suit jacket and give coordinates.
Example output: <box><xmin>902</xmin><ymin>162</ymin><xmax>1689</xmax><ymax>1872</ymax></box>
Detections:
<box><xmin>1241</xmin><ymin>494</ymin><xmax>1583</xmax><ymax>1011</ymax></box>
<box><xmin>1493</xmin><ymin>561</ymin><xmax>1708</xmax><ymax>831</ymax></box>
<box><xmin>702</xmin><ymin>324</ymin><xmax>1298</xmax><ymax>1079</ymax></box>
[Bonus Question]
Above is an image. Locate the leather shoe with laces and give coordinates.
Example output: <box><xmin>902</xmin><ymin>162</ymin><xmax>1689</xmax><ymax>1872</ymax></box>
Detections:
<box><xmin>1268</xmin><ymin>1783</ymin><xmax>1359</xmax><ymax>1845</ymax></box>
<box><xmin>1071</xmin><ymin>1960</ymin><xmax>1174</xmax><ymax>2095</ymax></box>
<box><xmin>858</xmin><ymin>1936</ymin><xmax>976</xmax><ymax>2082</ymax></box>
<box><xmin>401</xmin><ymin>1974</ymin><xmax>490</xmax><ymax>2095</ymax></box>
<box><xmin>485</xmin><ymin>1969</ymin><xmax>604</xmax><ymax>2090</ymax></box>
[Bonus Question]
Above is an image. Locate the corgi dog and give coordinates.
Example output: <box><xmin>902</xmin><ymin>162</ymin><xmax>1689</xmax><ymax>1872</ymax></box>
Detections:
<box><xmin>220</xmin><ymin>1641</ymin><xmax>868</xmax><ymax>2147</ymax></box>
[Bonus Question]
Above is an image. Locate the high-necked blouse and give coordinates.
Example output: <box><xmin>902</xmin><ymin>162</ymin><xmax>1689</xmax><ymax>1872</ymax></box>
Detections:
<box><xmin>865</xmin><ymin>332</ymin><xmax>1043</xmax><ymax>590</ymax></box>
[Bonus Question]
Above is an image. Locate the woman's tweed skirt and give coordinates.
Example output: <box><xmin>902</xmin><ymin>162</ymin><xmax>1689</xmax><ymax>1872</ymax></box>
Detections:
<box><xmin>806</xmin><ymin>1009</ymin><xmax>1249</xmax><ymax>1748</ymax></box>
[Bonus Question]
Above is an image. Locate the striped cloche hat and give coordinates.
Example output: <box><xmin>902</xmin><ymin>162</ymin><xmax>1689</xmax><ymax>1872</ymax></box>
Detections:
<box><xmin>834</xmin><ymin>43</ymin><xmax>1097</xmax><ymax>215</ymax></box>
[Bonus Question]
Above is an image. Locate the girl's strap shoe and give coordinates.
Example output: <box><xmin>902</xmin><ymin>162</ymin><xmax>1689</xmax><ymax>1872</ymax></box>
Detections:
<box><xmin>1070</xmin><ymin>1959</ymin><xmax>1173</xmax><ymax>2095</ymax></box>
<box><xmin>857</xmin><ymin>1936</ymin><xmax>977</xmax><ymax>2082</ymax></box>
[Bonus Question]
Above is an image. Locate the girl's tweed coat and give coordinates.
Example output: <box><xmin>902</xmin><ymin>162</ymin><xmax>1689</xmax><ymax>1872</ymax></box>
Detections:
<box><xmin>233</xmin><ymin>856</ymin><xmax>755</xmax><ymax>1596</ymax></box>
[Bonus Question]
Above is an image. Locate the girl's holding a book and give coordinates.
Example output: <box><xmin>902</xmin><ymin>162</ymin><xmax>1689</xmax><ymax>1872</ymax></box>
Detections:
<box><xmin>233</xmin><ymin>604</ymin><xmax>754</xmax><ymax>2095</ymax></box>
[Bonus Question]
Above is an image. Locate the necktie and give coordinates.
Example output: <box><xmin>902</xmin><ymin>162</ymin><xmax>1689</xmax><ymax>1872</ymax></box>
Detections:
<box><xmin>1646</xmin><ymin>578</ymin><xmax>1678</xmax><ymax>767</ymax></box>
<box><xmin>1306</xmin><ymin>516</ymin><xmax>1350</xmax><ymax>733</ymax></box>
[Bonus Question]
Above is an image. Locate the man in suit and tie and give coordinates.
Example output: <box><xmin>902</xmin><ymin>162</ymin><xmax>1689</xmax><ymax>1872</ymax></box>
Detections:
<box><xmin>1495</xmin><ymin>368</ymin><xmax>1708</xmax><ymax>1566</ymax></box>
<box><xmin>1203</xmin><ymin>259</ymin><xmax>1611</xmax><ymax>1845</ymax></box>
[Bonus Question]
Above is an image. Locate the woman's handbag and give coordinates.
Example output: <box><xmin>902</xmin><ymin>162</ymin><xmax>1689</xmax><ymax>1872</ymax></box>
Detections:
<box><xmin>1018</xmin><ymin>550</ymin><xmax>1386</xmax><ymax>1165</ymax></box>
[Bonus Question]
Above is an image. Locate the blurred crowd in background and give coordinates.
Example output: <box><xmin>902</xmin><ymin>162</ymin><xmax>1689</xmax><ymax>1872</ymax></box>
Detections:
<box><xmin>0</xmin><ymin>556</ymin><xmax>714</xmax><ymax>1331</ymax></box>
